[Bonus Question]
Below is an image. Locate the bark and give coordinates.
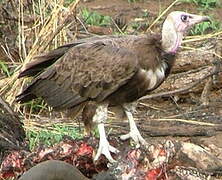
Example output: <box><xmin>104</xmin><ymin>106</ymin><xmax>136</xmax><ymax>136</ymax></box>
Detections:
<box><xmin>0</xmin><ymin>96</ymin><xmax>27</xmax><ymax>164</ymax></box>
<box><xmin>173</xmin><ymin>39</ymin><xmax>221</xmax><ymax>73</ymax></box>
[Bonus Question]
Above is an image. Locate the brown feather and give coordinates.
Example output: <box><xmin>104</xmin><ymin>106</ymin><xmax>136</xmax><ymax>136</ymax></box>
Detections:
<box><xmin>16</xmin><ymin>34</ymin><xmax>175</xmax><ymax>116</ymax></box>
<box><xmin>18</xmin><ymin>36</ymin><xmax>122</xmax><ymax>78</ymax></box>
<box><xmin>18</xmin><ymin>44</ymin><xmax>75</xmax><ymax>78</ymax></box>
<box><xmin>82</xmin><ymin>102</ymin><xmax>97</xmax><ymax>135</ymax></box>
<box><xmin>15</xmin><ymin>11</ymin><xmax>210</xmax><ymax>163</ymax></box>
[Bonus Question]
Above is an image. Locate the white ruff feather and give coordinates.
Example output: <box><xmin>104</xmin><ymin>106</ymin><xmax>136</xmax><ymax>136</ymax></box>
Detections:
<box><xmin>141</xmin><ymin>62</ymin><xmax>167</xmax><ymax>90</ymax></box>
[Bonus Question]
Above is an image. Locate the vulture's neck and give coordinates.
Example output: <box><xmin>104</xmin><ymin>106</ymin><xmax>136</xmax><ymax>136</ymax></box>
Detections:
<box><xmin>161</xmin><ymin>20</ymin><xmax>183</xmax><ymax>54</ymax></box>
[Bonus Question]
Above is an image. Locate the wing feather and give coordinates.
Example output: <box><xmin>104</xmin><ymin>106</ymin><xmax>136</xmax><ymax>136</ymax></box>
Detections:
<box><xmin>53</xmin><ymin>41</ymin><xmax>139</xmax><ymax>103</ymax></box>
<box><xmin>17</xmin><ymin>39</ymin><xmax>139</xmax><ymax>110</ymax></box>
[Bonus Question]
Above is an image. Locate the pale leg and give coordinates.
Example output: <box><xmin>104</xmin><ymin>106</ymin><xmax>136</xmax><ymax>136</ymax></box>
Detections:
<box><xmin>94</xmin><ymin>123</ymin><xmax>119</xmax><ymax>163</ymax></box>
<box><xmin>93</xmin><ymin>103</ymin><xmax>119</xmax><ymax>163</ymax></box>
<box><xmin>120</xmin><ymin>103</ymin><xmax>147</xmax><ymax>146</ymax></box>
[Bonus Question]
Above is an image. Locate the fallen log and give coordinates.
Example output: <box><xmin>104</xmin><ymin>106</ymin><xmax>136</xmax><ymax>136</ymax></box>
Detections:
<box><xmin>111</xmin><ymin>118</ymin><xmax>222</xmax><ymax>137</ymax></box>
<box><xmin>172</xmin><ymin>39</ymin><xmax>219</xmax><ymax>73</ymax></box>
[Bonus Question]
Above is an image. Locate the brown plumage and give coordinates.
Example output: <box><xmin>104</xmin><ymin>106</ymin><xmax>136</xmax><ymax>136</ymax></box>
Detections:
<box><xmin>16</xmin><ymin>11</ymin><xmax>210</xmax><ymax>162</ymax></box>
<box><xmin>17</xmin><ymin>34</ymin><xmax>173</xmax><ymax>107</ymax></box>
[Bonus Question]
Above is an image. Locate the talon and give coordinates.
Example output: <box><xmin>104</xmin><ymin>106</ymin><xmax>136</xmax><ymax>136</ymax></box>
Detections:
<box><xmin>120</xmin><ymin>130</ymin><xmax>147</xmax><ymax>146</ymax></box>
<box><xmin>120</xmin><ymin>133</ymin><xmax>130</xmax><ymax>141</ymax></box>
<box><xmin>94</xmin><ymin>123</ymin><xmax>119</xmax><ymax>163</ymax></box>
<box><xmin>94</xmin><ymin>143</ymin><xmax>119</xmax><ymax>163</ymax></box>
<box><xmin>109</xmin><ymin>145</ymin><xmax>120</xmax><ymax>154</ymax></box>
<box><xmin>121</xmin><ymin>108</ymin><xmax>148</xmax><ymax>146</ymax></box>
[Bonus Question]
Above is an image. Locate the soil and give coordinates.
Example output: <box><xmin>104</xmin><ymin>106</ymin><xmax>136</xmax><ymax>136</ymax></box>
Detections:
<box><xmin>82</xmin><ymin>0</ymin><xmax>221</xmax><ymax>17</ymax></box>
<box><xmin>80</xmin><ymin>0</ymin><xmax>222</xmax><ymax>29</ymax></box>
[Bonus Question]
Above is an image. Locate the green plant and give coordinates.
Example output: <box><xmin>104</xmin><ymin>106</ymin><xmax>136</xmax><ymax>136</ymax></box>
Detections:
<box><xmin>21</xmin><ymin>98</ymin><xmax>48</xmax><ymax>114</ymax></box>
<box><xmin>181</xmin><ymin>0</ymin><xmax>219</xmax><ymax>9</ymax></box>
<box><xmin>190</xmin><ymin>19</ymin><xmax>220</xmax><ymax>35</ymax></box>
<box><xmin>27</xmin><ymin>124</ymin><xmax>83</xmax><ymax>150</ymax></box>
<box><xmin>64</xmin><ymin>0</ymin><xmax>76</xmax><ymax>7</ymax></box>
<box><xmin>0</xmin><ymin>61</ymin><xmax>11</xmax><ymax>77</ymax></box>
<box><xmin>81</xmin><ymin>8</ymin><xmax>111</xmax><ymax>26</ymax></box>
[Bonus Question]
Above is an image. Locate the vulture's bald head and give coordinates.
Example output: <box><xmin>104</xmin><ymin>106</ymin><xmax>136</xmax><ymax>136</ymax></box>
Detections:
<box><xmin>161</xmin><ymin>11</ymin><xmax>210</xmax><ymax>53</ymax></box>
<box><xmin>166</xmin><ymin>11</ymin><xmax>210</xmax><ymax>32</ymax></box>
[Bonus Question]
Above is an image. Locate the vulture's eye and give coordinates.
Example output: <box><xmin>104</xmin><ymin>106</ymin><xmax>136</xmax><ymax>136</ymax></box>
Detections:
<box><xmin>181</xmin><ymin>15</ymin><xmax>188</xmax><ymax>22</ymax></box>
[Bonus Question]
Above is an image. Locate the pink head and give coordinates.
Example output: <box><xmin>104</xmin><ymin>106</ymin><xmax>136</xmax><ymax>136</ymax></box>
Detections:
<box><xmin>167</xmin><ymin>11</ymin><xmax>210</xmax><ymax>33</ymax></box>
<box><xmin>162</xmin><ymin>11</ymin><xmax>210</xmax><ymax>53</ymax></box>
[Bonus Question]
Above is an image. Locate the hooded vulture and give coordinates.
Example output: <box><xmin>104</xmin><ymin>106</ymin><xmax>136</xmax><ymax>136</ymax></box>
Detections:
<box><xmin>16</xmin><ymin>11</ymin><xmax>210</xmax><ymax>162</ymax></box>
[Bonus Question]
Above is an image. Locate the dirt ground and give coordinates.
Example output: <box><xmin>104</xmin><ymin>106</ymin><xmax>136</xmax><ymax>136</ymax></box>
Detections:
<box><xmin>81</xmin><ymin>0</ymin><xmax>222</xmax><ymax>20</ymax></box>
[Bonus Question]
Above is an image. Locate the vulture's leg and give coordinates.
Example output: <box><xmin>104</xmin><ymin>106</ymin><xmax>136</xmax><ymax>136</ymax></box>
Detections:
<box><xmin>82</xmin><ymin>102</ymin><xmax>97</xmax><ymax>136</ymax></box>
<box><xmin>93</xmin><ymin>103</ymin><xmax>119</xmax><ymax>163</ymax></box>
<box><xmin>120</xmin><ymin>103</ymin><xmax>147</xmax><ymax>146</ymax></box>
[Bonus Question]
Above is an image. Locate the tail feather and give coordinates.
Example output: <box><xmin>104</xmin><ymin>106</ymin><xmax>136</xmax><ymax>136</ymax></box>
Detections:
<box><xmin>16</xmin><ymin>78</ymin><xmax>86</xmax><ymax>110</ymax></box>
<box><xmin>33</xmin><ymin>79</ymin><xmax>86</xmax><ymax>110</ymax></box>
<box><xmin>16</xmin><ymin>92</ymin><xmax>37</xmax><ymax>103</ymax></box>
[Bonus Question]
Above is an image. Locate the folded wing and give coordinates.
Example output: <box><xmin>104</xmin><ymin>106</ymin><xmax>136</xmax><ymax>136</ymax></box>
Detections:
<box><xmin>16</xmin><ymin>40</ymin><xmax>139</xmax><ymax>110</ymax></box>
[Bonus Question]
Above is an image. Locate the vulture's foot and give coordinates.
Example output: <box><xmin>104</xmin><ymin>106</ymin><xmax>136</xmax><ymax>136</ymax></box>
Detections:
<box><xmin>94</xmin><ymin>123</ymin><xmax>119</xmax><ymax>163</ymax></box>
<box><xmin>94</xmin><ymin>139</ymin><xmax>119</xmax><ymax>163</ymax></box>
<box><xmin>120</xmin><ymin>128</ymin><xmax>147</xmax><ymax>146</ymax></box>
<box><xmin>120</xmin><ymin>109</ymin><xmax>148</xmax><ymax>147</ymax></box>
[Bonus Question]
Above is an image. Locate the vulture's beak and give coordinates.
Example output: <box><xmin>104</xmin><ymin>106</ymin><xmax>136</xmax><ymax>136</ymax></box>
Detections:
<box><xmin>188</xmin><ymin>13</ymin><xmax>210</xmax><ymax>26</ymax></box>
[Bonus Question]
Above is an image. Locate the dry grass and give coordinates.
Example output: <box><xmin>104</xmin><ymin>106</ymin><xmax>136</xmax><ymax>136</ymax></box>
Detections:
<box><xmin>147</xmin><ymin>0</ymin><xmax>180</xmax><ymax>32</ymax></box>
<box><xmin>0</xmin><ymin>0</ymin><xmax>81</xmax><ymax>102</ymax></box>
<box><xmin>0</xmin><ymin>0</ymin><xmax>82</xmax><ymax>140</ymax></box>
